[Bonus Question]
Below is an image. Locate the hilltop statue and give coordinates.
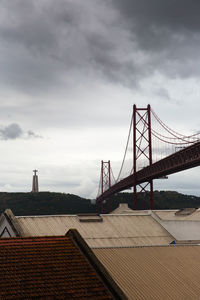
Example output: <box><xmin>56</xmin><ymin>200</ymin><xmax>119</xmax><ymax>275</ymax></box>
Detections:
<box><xmin>32</xmin><ymin>170</ymin><xmax>39</xmax><ymax>192</ymax></box>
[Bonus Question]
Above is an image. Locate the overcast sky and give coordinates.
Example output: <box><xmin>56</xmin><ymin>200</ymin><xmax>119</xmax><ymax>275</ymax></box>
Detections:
<box><xmin>0</xmin><ymin>0</ymin><xmax>200</xmax><ymax>198</ymax></box>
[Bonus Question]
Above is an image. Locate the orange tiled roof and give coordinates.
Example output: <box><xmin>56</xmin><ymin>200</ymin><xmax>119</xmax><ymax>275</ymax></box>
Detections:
<box><xmin>0</xmin><ymin>235</ymin><xmax>114</xmax><ymax>299</ymax></box>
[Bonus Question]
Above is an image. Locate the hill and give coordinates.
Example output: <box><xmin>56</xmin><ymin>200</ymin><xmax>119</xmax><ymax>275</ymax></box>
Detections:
<box><xmin>0</xmin><ymin>191</ymin><xmax>200</xmax><ymax>216</ymax></box>
<box><xmin>0</xmin><ymin>192</ymin><xmax>96</xmax><ymax>216</ymax></box>
<box><xmin>106</xmin><ymin>190</ymin><xmax>200</xmax><ymax>212</ymax></box>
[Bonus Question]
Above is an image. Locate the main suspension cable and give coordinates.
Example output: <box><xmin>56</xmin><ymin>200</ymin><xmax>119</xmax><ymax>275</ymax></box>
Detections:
<box><xmin>110</xmin><ymin>166</ymin><xmax>116</xmax><ymax>183</ymax></box>
<box><xmin>116</xmin><ymin>115</ymin><xmax>133</xmax><ymax>182</ymax></box>
<box><xmin>152</xmin><ymin>130</ymin><xmax>194</xmax><ymax>145</ymax></box>
<box><xmin>151</xmin><ymin>128</ymin><xmax>197</xmax><ymax>144</ymax></box>
<box><xmin>151</xmin><ymin>108</ymin><xmax>200</xmax><ymax>140</ymax></box>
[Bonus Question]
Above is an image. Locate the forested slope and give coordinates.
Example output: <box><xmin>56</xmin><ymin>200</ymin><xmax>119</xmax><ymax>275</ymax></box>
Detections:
<box><xmin>0</xmin><ymin>190</ymin><xmax>200</xmax><ymax>216</ymax></box>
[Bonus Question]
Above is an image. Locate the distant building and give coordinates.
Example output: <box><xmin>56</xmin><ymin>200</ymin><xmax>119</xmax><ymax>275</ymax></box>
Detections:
<box><xmin>32</xmin><ymin>170</ymin><xmax>39</xmax><ymax>192</ymax></box>
<box><xmin>111</xmin><ymin>204</ymin><xmax>200</xmax><ymax>241</ymax></box>
<box><xmin>152</xmin><ymin>208</ymin><xmax>200</xmax><ymax>240</ymax></box>
<box><xmin>111</xmin><ymin>203</ymin><xmax>134</xmax><ymax>214</ymax></box>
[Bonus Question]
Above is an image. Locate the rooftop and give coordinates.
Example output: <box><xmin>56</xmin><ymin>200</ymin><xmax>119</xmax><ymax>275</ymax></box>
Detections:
<box><xmin>0</xmin><ymin>209</ymin><xmax>174</xmax><ymax>247</ymax></box>
<box><xmin>94</xmin><ymin>245</ymin><xmax>200</xmax><ymax>300</ymax></box>
<box><xmin>0</xmin><ymin>229</ymin><xmax>126</xmax><ymax>299</ymax></box>
<box><xmin>153</xmin><ymin>208</ymin><xmax>200</xmax><ymax>221</ymax></box>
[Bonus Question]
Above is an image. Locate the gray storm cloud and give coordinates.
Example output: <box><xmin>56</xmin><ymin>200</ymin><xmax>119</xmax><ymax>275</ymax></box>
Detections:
<box><xmin>0</xmin><ymin>123</ymin><xmax>41</xmax><ymax>140</ymax></box>
<box><xmin>0</xmin><ymin>0</ymin><xmax>199</xmax><ymax>131</ymax></box>
<box><xmin>0</xmin><ymin>0</ymin><xmax>200</xmax><ymax>96</ymax></box>
<box><xmin>0</xmin><ymin>0</ymin><xmax>199</xmax><ymax>134</ymax></box>
<box><xmin>0</xmin><ymin>0</ymin><xmax>198</xmax><ymax>98</ymax></box>
<box><xmin>112</xmin><ymin>0</ymin><xmax>200</xmax><ymax>78</ymax></box>
<box><xmin>113</xmin><ymin>0</ymin><xmax>200</xmax><ymax>32</ymax></box>
<box><xmin>0</xmin><ymin>123</ymin><xmax>23</xmax><ymax>140</ymax></box>
<box><xmin>0</xmin><ymin>0</ymin><xmax>133</xmax><ymax>92</ymax></box>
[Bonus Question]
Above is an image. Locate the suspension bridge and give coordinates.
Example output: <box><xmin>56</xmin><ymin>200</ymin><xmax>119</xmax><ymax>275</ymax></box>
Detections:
<box><xmin>96</xmin><ymin>105</ymin><xmax>200</xmax><ymax>212</ymax></box>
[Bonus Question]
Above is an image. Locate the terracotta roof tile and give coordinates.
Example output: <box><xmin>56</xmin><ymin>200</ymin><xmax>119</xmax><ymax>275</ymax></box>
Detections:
<box><xmin>0</xmin><ymin>235</ymin><xmax>114</xmax><ymax>299</ymax></box>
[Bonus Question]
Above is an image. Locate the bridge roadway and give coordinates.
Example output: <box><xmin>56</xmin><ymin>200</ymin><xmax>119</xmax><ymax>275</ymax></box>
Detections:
<box><xmin>96</xmin><ymin>141</ymin><xmax>200</xmax><ymax>203</ymax></box>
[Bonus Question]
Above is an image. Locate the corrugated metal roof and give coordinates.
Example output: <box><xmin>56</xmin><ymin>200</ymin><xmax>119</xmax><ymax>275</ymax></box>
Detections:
<box><xmin>94</xmin><ymin>245</ymin><xmax>200</xmax><ymax>300</ymax></box>
<box><xmin>154</xmin><ymin>208</ymin><xmax>200</xmax><ymax>221</ymax></box>
<box><xmin>16</xmin><ymin>214</ymin><xmax>174</xmax><ymax>247</ymax></box>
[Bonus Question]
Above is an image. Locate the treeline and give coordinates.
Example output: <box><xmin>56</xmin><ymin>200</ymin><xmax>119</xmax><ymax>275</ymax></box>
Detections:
<box><xmin>0</xmin><ymin>192</ymin><xmax>95</xmax><ymax>216</ymax></box>
<box><xmin>103</xmin><ymin>190</ymin><xmax>200</xmax><ymax>212</ymax></box>
<box><xmin>0</xmin><ymin>191</ymin><xmax>200</xmax><ymax>216</ymax></box>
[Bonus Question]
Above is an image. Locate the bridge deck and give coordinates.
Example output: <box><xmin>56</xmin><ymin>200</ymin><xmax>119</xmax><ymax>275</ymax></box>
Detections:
<box><xmin>96</xmin><ymin>141</ymin><xmax>200</xmax><ymax>203</ymax></box>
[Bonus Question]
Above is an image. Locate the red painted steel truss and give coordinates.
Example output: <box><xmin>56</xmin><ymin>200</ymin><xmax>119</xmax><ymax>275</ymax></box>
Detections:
<box><xmin>99</xmin><ymin>160</ymin><xmax>111</xmax><ymax>213</ymax></box>
<box><xmin>96</xmin><ymin>141</ymin><xmax>200</xmax><ymax>204</ymax></box>
<box><xmin>133</xmin><ymin>104</ymin><xmax>153</xmax><ymax>209</ymax></box>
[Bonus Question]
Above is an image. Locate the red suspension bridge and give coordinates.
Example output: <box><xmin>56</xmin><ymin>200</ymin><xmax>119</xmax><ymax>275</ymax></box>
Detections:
<box><xmin>96</xmin><ymin>105</ymin><xmax>200</xmax><ymax>212</ymax></box>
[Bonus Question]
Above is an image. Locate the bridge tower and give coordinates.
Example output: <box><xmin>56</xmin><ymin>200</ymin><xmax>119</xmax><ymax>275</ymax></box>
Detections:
<box><xmin>133</xmin><ymin>104</ymin><xmax>154</xmax><ymax>209</ymax></box>
<box><xmin>100</xmin><ymin>160</ymin><xmax>111</xmax><ymax>213</ymax></box>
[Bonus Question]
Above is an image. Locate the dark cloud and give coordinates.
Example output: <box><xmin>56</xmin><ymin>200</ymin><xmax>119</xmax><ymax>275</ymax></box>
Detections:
<box><xmin>0</xmin><ymin>123</ymin><xmax>42</xmax><ymax>140</ymax></box>
<box><xmin>0</xmin><ymin>0</ymin><xmax>200</xmax><ymax>124</ymax></box>
<box><xmin>27</xmin><ymin>130</ymin><xmax>42</xmax><ymax>139</ymax></box>
<box><xmin>0</xmin><ymin>0</ymin><xmax>199</xmax><ymax>138</ymax></box>
<box><xmin>1</xmin><ymin>0</ymin><xmax>200</xmax><ymax>96</ymax></box>
<box><xmin>0</xmin><ymin>123</ymin><xmax>23</xmax><ymax>140</ymax></box>
<box><xmin>0</xmin><ymin>0</ymin><xmax>141</xmax><ymax>93</ymax></box>
<box><xmin>113</xmin><ymin>0</ymin><xmax>200</xmax><ymax>32</ymax></box>
<box><xmin>112</xmin><ymin>0</ymin><xmax>200</xmax><ymax>79</ymax></box>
